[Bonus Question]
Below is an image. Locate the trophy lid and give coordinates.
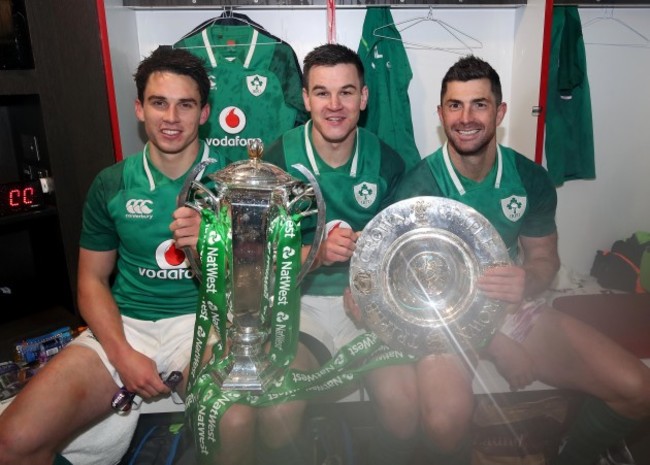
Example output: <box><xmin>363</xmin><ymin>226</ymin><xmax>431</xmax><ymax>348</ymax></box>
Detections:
<box><xmin>210</xmin><ymin>139</ymin><xmax>296</xmax><ymax>190</ymax></box>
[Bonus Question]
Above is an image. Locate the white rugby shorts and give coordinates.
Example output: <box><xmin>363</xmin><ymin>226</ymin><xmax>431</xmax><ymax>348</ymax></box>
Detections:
<box><xmin>299</xmin><ymin>295</ymin><xmax>365</xmax><ymax>357</ymax></box>
<box><xmin>70</xmin><ymin>313</ymin><xmax>196</xmax><ymax>387</ymax></box>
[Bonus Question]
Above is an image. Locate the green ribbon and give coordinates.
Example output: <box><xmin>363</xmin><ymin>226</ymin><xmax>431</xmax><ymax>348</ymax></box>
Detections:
<box><xmin>186</xmin><ymin>207</ymin><xmax>413</xmax><ymax>464</ymax></box>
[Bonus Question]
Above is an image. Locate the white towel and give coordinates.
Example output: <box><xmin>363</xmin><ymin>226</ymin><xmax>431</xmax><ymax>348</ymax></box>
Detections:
<box><xmin>61</xmin><ymin>410</ymin><xmax>140</xmax><ymax>465</ymax></box>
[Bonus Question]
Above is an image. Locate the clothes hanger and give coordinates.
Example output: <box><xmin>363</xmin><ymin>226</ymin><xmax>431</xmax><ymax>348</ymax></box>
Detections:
<box><xmin>372</xmin><ymin>6</ymin><xmax>482</xmax><ymax>55</ymax></box>
<box><xmin>175</xmin><ymin>18</ymin><xmax>281</xmax><ymax>55</ymax></box>
<box><xmin>581</xmin><ymin>8</ymin><xmax>650</xmax><ymax>48</ymax></box>
<box><xmin>176</xmin><ymin>7</ymin><xmax>280</xmax><ymax>46</ymax></box>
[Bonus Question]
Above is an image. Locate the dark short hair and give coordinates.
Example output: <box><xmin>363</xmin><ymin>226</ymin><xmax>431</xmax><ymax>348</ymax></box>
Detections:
<box><xmin>133</xmin><ymin>46</ymin><xmax>210</xmax><ymax>107</ymax></box>
<box><xmin>441</xmin><ymin>55</ymin><xmax>502</xmax><ymax>105</ymax></box>
<box><xmin>302</xmin><ymin>43</ymin><xmax>365</xmax><ymax>89</ymax></box>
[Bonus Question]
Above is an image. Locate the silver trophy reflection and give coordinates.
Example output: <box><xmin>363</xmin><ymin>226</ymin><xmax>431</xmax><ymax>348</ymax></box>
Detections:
<box><xmin>178</xmin><ymin>139</ymin><xmax>325</xmax><ymax>392</ymax></box>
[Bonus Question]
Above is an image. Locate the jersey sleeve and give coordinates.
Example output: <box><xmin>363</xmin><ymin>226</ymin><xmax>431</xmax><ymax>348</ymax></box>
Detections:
<box><xmin>262</xmin><ymin>137</ymin><xmax>288</xmax><ymax>171</ymax></box>
<box><xmin>378</xmin><ymin>141</ymin><xmax>406</xmax><ymax>210</ymax></box>
<box><xmin>517</xmin><ymin>156</ymin><xmax>558</xmax><ymax>238</ymax></box>
<box><xmin>393</xmin><ymin>158</ymin><xmax>442</xmax><ymax>203</ymax></box>
<box><xmin>269</xmin><ymin>44</ymin><xmax>309</xmax><ymax>126</ymax></box>
<box><xmin>79</xmin><ymin>165</ymin><xmax>122</xmax><ymax>251</ymax></box>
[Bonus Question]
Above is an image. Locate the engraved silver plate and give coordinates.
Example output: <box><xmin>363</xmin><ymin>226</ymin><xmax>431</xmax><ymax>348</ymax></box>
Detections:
<box><xmin>349</xmin><ymin>196</ymin><xmax>510</xmax><ymax>357</ymax></box>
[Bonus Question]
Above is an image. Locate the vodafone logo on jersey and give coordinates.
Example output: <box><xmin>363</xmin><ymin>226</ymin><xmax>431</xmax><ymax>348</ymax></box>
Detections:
<box><xmin>219</xmin><ymin>106</ymin><xmax>246</xmax><ymax>134</ymax></box>
<box><xmin>125</xmin><ymin>199</ymin><xmax>153</xmax><ymax>219</ymax></box>
<box><xmin>155</xmin><ymin>239</ymin><xmax>188</xmax><ymax>269</ymax></box>
<box><xmin>137</xmin><ymin>239</ymin><xmax>194</xmax><ymax>281</ymax></box>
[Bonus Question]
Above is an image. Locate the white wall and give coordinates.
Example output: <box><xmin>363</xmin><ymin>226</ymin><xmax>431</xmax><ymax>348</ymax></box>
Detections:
<box><xmin>555</xmin><ymin>8</ymin><xmax>650</xmax><ymax>274</ymax></box>
<box><xmin>105</xmin><ymin>7</ymin><xmax>521</xmax><ymax>157</ymax></box>
<box><xmin>115</xmin><ymin>5</ymin><xmax>650</xmax><ymax>274</ymax></box>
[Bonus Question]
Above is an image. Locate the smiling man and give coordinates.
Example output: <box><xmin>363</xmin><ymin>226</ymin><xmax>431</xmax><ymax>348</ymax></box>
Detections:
<box><xmin>262</xmin><ymin>44</ymin><xmax>416</xmax><ymax>465</ymax></box>
<box><xmin>0</xmin><ymin>46</ymin><xmax>230</xmax><ymax>465</ymax></box>
<box><xmin>388</xmin><ymin>55</ymin><xmax>650</xmax><ymax>465</ymax></box>
<box><xmin>168</xmin><ymin>43</ymin><xmax>410</xmax><ymax>465</ymax></box>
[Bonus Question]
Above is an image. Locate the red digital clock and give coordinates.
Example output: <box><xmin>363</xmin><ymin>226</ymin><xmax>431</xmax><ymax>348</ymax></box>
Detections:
<box><xmin>0</xmin><ymin>181</ymin><xmax>45</xmax><ymax>216</ymax></box>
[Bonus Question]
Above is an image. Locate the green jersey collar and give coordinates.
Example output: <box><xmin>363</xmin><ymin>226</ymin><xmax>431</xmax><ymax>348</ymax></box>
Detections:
<box><xmin>142</xmin><ymin>141</ymin><xmax>211</xmax><ymax>191</ymax></box>
<box><xmin>441</xmin><ymin>142</ymin><xmax>503</xmax><ymax>195</ymax></box>
<box><xmin>303</xmin><ymin>120</ymin><xmax>359</xmax><ymax>177</ymax></box>
<box><xmin>200</xmin><ymin>27</ymin><xmax>258</xmax><ymax>69</ymax></box>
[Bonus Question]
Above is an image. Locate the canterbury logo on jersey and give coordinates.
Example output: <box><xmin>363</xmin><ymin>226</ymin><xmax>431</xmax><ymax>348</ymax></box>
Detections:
<box><xmin>137</xmin><ymin>239</ymin><xmax>194</xmax><ymax>281</ymax></box>
<box><xmin>353</xmin><ymin>182</ymin><xmax>378</xmax><ymax>209</ymax></box>
<box><xmin>501</xmin><ymin>195</ymin><xmax>527</xmax><ymax>222</ymax></box>
<box><xmin>208</xmin><ymin>74</ymin><xmax>217</xmax><ymax>90</ymax></box>
<box><xmin>125</xmin><ymin>199</ymin><xmax>153</xmax><ymax>219</ymax></box>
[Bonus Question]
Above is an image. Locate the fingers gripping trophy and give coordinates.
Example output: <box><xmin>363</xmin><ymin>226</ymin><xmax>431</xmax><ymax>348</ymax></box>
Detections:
<box><xmin>178</xmin><ymin>139</ymin><xmax>325</xmax><ymax>395</ymax></box>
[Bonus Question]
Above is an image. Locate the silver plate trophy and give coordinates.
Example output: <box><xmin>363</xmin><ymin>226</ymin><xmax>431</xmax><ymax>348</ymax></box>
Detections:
<box><xmin>179</xmin><ymin>139</ymin><xmax>325</xmax><ymax>391</ymax></box>
<box><xmin>349</xmin><ymin>196</ymin><xmax>510</xmax><ymax>357</ymax></box>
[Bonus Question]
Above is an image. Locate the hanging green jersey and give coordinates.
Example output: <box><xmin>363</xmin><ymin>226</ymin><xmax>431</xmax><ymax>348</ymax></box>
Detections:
<box><xmin>358</xmin><ymin>7</ymin><xmax>421</xmax><ymax>170</ymax></box>
<box><xmin>265</xmin><ymin>122</ymin><xmax>404</xmax><ymax>295</ymax></box>
<box><xmin>175</xmin><ymin>25</ymin><xmax>307</xmax><ymax>161</ymax></box>
<box><xmin>395</xmin><ymin>144</ymin><xmax>557</xmax><ymax>259</ymax></box>
<box><xmin>545</xmin><ymin>6</ymin><xmax>595</xmax><ymax>186</ymax></box>
<box><xmin>79</xmin><ymin>142</ymin><xmax>228</xmax><ymax>320</ymax></box>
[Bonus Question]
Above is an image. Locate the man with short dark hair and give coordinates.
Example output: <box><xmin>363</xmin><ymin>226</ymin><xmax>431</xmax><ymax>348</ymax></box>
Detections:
<box><xmin>173</xmin><ymin>43</ymin><xmax>415</xmax><ymax>465</ymax></box>
<box><xmin>381</xmin><ymin>55</ymin><xmax>650</xmax><ymax>465</ymax></box>
<box><xmin>0</xmin><ymin>46</ymin><xmax>230</xmax><ymax>465</ymax></box>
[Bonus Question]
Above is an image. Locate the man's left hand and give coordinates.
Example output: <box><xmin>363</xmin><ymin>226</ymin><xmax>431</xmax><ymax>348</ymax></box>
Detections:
<box><xmin>477</xmin><ymin>265</ymin><xmax>525</xmax><ymax>305</ymax></box>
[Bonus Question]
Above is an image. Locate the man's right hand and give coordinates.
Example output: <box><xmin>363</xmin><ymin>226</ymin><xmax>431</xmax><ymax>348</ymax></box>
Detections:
<box><xmin>318</xmin><ymin>226</ymin><xmax>360</xmax><ymax>266</ymax></box>
<box><xmin>170</xmin><ymin>206</ymin><xmax>201</xmax><ymax>251</ymax></box>
<box><xmin>113</xmin><ymin>348</ymin><xmax>169</xmax><ymax>399</ymax></box>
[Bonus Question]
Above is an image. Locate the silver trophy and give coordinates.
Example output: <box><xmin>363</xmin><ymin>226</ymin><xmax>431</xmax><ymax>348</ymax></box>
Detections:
<box><xmin>179</xmin><ymin>139</ymin><xmax>325</xmax><ymax>391</ymax></box>
<box><xmin>350</xmin><ymin>196</ymin><xmax>510</xmax><ymax>357</ymax></box>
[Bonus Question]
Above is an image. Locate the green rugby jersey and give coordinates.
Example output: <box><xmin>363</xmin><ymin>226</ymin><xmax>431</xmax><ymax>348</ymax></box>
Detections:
<box><xmin>545</xmin><ymin>6</ymin><xmax>595</xmax><ymax>186</ymax></box>
<box><xmin>175</xmin><ymin>25</ymin><xmax>308</xmax><ymax>162</ymax></box>
<box><xmin>395</xmin><ymin>144</ymin><xmax>557</xmax><ymax>259</ymax></box>
<box><xmin>79</xmin><ymin>142</ymin><xmax>228</xmax><ymax>320</ymax></box>
<box><xmin>265</xmin><ymin>122</ymin><xmax>404</xmax><ymax>296</ymax></box>
<box><xmin>358</xmin><ymin>7</ymin><xmax>421</xmax><ymax>170</ymax></box>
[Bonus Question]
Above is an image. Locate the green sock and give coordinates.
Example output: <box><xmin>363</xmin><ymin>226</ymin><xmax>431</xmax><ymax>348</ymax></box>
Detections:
<box><xmin>53</xmin><ymin>454</ymin><xmax>73</xmax><ymax>465</ymax></box>
<box><xmin>553</xmin><ymin>396</ymin><xmax>640</xmax><ymax>465</ymax></box>
<box><xmin>421</xmin><ymin>433</ymin><xmax>472</xmax><ymax>465</ymax></box>
<box><xmin>366</xmin><ymin>426</ymin><xmax>418</xmax><ymax>465</ymax></box>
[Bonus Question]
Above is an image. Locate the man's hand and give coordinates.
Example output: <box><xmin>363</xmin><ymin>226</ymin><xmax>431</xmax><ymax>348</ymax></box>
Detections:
<box><xmin>170</xmin><ymin>206</ymin><xmax>201</xmax><ymax>251</ymax></box>
<box><xmin>112</xmin><ymin>348</ymin><xmax>170</xmax><ymax>399</ymax></box>
<box><xmin>318</xmin><ymin>227</ymin><xmax>360</xmax><ymax>266</ymax></box>
<box><xmin>477</xmin><ymin>264</ymin><xmax>525</xmax><ymax>305</ymax></box>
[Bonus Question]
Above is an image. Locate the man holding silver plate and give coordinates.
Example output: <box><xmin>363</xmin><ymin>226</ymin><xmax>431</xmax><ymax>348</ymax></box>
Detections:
<box><xmin>347</xmin><ymin>56</ymin><xmax>650</xmax><ymax>465</ymax></box>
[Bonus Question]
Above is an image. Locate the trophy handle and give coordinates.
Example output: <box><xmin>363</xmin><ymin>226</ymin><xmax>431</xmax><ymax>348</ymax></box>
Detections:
<box><xmin>177</xmin><ymin>159</ymin><xmax>222</xmax><ymax>282</ymax></box>
<box><xmin>290</xmin><ymin>163</ymin><xmax>326</xmax><ymax>285</ymax></box>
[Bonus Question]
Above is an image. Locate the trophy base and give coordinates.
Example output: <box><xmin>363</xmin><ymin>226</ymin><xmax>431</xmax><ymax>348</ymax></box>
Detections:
<box><xmin>220</xmin><ymin>357</ymin><xmax>281</xmax><ymax>393</ymax></box>
<box><xmin>213</xmin><ymin>326</ymin><xmax>281</xmax><ymax>393</ymax></box>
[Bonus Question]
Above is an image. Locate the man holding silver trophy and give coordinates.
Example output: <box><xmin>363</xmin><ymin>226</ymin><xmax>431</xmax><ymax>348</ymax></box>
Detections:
<box><xmin>173</xmin><ymin>48</ymin><xmax>650</xmax><ymax>465</ymax></box>
<box><xmin>173</xmin><ymin>42</ymin><xmax>411</xmax><ymax>464</ymax></box>
<box><xmin>344</xmin><ymin>55</ymin><xmax>650</xmax><ymax>465</ymax></box>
